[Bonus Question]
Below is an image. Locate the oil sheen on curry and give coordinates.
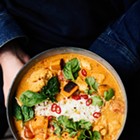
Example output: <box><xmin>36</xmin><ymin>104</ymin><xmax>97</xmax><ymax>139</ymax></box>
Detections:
<box><xmin>13</xmin><ymin>53</ymin><xmax>125</xmax><ymax>140</ymax></box>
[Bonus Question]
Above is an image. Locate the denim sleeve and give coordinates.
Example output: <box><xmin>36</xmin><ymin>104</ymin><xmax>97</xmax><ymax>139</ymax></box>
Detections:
<box><xmin>0</xmin><ymin>3</ymin><xmax>26</xmax><ymax>48</ymax></box>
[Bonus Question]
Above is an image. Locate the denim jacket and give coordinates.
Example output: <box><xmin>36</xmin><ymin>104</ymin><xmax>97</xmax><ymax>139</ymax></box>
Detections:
<box><xmin>0</xmin><ymin>3</ymin><xmax>26</xmax><ymax>48</ymax></box>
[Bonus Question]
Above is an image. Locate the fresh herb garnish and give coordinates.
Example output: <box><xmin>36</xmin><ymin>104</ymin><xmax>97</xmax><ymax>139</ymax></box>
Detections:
<box><xmin>63</xmin><ymin>58</ymin><xmax>80</xmax><ymax>81</ymax></box>
<box><xmin>85</xmin><ymin>77</ymin><xmax>99</xmax><ymax>94</ymax></box>
<box><xmin>13</xmin><ymin>102</ymin><xmax>23</xmax><ymax>121</ymax></box>
<box><xmin>78</xmin><ymin>129</ymin><xmax>93</xmax><ymax>140</ymax></box>
<box><xmin>92</xmin><ymin>130</ymin><xmax>101</xmax><ymax>140</ymax></box>
<box><xmin>40</xmin><ymin>76</ymin><xmax>60</xmax><ymax>102</ymax></box>
<box><xmin>20</xmin><ymin>76</ymin><xmax>60</xmax><ymax>106</ymax></box>
<box><xmin>78</xmin><ymin>130</ymin><xmax>101</xmax><ymax>140</ymax></box>
<box><xmin>104</xmin><ymin>88</ymin><xmax>115</xmax><ymax>101</ymax></box>
<box><xmin>91</xmin><ymin>95</ymin><xmax>103</xmax><ymax>107</ymax></box>
<box><xmin>52</xmin><ymin>115</ymin><xmax>92</xmax><ymax>138</ymax></box>
<box><xmin>21</xmin><ymin>105</ymin><xmax>34</xmax><ymax>122</ymax></box>
<box><xmin>57</xmin><ymin>115</ymin><xmax>78</xmax><ymax>137</ymax></box>
<box><xmin>78</xmin><ymin>119</ymin><xmax>92</xmax><ymax>130</ymax></box>
<box><xmin>13</xmin><ymin>102</ymin><xmax>34</xmax><ymax>122</ymax></box>
<box><xmin>53</xmin><ymin>121</ymin><xmax>62</xmax><ymax>136</ymax></box>
<box><xmin>20</xmin><ymin>90</ymin><xmax>47</xmax><ymax>107</ymax></box>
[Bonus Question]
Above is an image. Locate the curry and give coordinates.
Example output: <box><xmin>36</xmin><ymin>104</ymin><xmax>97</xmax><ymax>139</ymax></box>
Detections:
<box><xmin>13</xmin><ymin>53</ymin><xmax>126</xmax><ymax>140</ymax></box>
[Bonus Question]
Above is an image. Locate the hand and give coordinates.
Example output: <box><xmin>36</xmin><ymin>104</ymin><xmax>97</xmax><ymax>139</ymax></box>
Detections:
<box><xmin>0</xmin><ymin>41</ymin><xmax>30</xmax><ymax>106</ymax></box>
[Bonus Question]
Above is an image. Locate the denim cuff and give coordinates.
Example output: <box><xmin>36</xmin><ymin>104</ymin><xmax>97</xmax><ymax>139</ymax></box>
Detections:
<box><xmin>0</xmin><ymin>11</ymin><xmax>27</xmax><ymax>48</ymax></box>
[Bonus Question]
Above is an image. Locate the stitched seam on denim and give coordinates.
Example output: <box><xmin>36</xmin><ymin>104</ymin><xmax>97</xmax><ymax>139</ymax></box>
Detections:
<box><xmin>98</xmin><ymin>33</ymin><xmax>139</xmax><ymax>64</ymax></box>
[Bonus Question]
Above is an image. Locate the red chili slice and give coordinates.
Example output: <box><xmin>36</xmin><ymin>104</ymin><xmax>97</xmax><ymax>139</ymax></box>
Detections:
<box><xmin>56</xmin><ymin>105</ymin><xmax>61</xmax><ymax>114</ymax></box>
<box><xmin>93</xmin><ymin>112</ymin><xmax>101</xmax><ymax>118</ymax></box>
<box><xmin>80</xmin><ymin>94</ymin><xmax>88</xmax><ymax>99</ymax></box>
<box><xmin>72</xmin><ymin>94</ymin><xmax>81</xmax><ymax>100</ymax></box>
<box><xmin>51</xmin><ymin>103</ymin><xmax>57</xmax><ymax>112</ymax></box>
<box><xmin>81</xmin><ymin>69</ymin><xmax>87</xmax><ymax>76</ymax></box>
<box><xmin>86</xmin><ymin>98</ymin><xmax>92</xmax><ymax>106</ymax></box>
<box><xmin>48</xmin><ymin>115</ymin><xmax>54</xmax><ymax>121</ymax></box>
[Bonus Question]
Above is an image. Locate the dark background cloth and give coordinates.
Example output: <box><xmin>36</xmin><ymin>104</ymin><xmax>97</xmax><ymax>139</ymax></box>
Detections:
<box><xmin>0</xmin><ymin>67</ymin><xmax>9</xmax><ymax>138</ymax></box>
<box><xmin>3</xmin><ymin>0</ymin><xmax>136</xmax><ymax>56</ymax></box>
<box><xmin>120</xmin><ymin>71</ymin><xmax>140</xmax><ymax>140</ymax></box>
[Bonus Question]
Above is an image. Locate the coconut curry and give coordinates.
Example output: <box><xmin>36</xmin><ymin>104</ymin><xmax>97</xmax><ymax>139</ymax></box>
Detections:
<box><xmin>13</xmin><ymin>53</ymin><xmax>126</xmax><ymax>140</ymax></box>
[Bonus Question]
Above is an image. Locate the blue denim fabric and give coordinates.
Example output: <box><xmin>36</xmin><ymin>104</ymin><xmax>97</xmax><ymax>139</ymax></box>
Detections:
<box><xmin>0</xmin><ymin>5</ymin><xmax>26</xmax><ymax>48</ymax></box>
<box><xmin>89</xmin><ymin>0</ymin><xmax>140</xmax><ymax>82</ymax></box>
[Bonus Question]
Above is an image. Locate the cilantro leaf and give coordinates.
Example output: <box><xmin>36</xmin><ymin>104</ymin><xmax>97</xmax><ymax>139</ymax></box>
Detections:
<box><xmin>52</xmin><ymin>115</ymin><xmax>94</xmax><ymax>138</ymax></box>
<box><xmin>78</xmin><ymin>129</ymin><xmax>93</xmax><ymax>140</ymax></box>
<box><xmin>104</xmin><ymin>88</ymin><xmax>114</xmax><ymax>101</ymax></box>
<box><xmin>53</xmin><ymin>121</ymin><xmax>62</xmax><ymax>136</ymax></box>
<box><xmin>91</xmin><ymin>95</ymin><xmax>103</xmax><ymax>107</ymax></box>
<box><xmin>78</xmin><ymin>119</ymin><xmax>92</xmax><ymax>130</ymax></box>
<box><xmin>78</xmin><ymin>130</ymin><xmax>101</xmax><ymax>140</ymax></box>
<box><xmin>58</xmin><ymin>116</ymin><xmax>77</xmax><ymax>131</ymax></box>
<box><xmin>92</xmin><ymin>131</ymin><xmax>101</xmax><ymax>140</ymax></box>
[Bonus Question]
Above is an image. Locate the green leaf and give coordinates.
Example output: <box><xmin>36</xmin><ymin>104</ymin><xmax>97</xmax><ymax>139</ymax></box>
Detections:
<box><xmin>58</xmin><ymin>116</ymin><xmax>77</xmax><ymax>130</ymax></box>
<box><xmin>78</xmin><ymin>130</ymin><xmax>101</xmax><ymax>140</ymax></box>
<box><xmin>91</xmin><ymin>95</ymin><xmax>103</xmax><ymax>107</ymax></box>
<box><xmin>104</xmin><ymin>88</ymin><xmax>115</xmax><ymax>101</ymax></box>
<box><xmin>13</xmin><ymin>102</ymin><xmax>23</xmax><ymax>121</ymax></box>
<box><xmin>21</xmin><ymin>105</ymin><xmax>34</xmax><ymax>122</ymax></box>
<box><xmin>92</xmin><ymin>131</ymin><xmax>101</xmax><ymax>140</ymax></box>
<box><xmin>41</xmin><ymin>76</ymin><xmax>60</xmax><ymax>102</ymax></box>
<box><xmin>57</xmin><ymin>116</ymin><xmax>78</xmax><ymax>137</ymax></box>
<box><xmin>85</xmin><ymin>77</ymin><xmax>99</xmax><ymax>94</ymax></box>
<box><xmin>20</xmin><ymin>90</ymin><xmax>47</xmax><ymax>107</ymax></box>
<box><xmin>78</xmin><ymin>120</ymin><xmax>92</xmax><ymax>130</ymax></box>
<box><xmin>52</xmin><ymin>115</ymin><xmax>95</xmax><ymax>138</ymax></box>
<box><xmin>78</xmin><ymin>129</ymin><xmax>93</xmax><ymax>140</ymax></box>
<box><xmin>69</xmin><ymin>131</ymin><xmax>78</xmax><ymax>137</ymax></box>
<box><xmin>63</xmin><ymin>58</ymin><xmax>80</xmax><ymax>80</ymax></box>
<box><xmin>13</xmin><ymin>101</ymin><xmax>34</xmax><ymax>122</ymax></box>
<box><xmin>53</xmin><ymin>121</ymin><xmax>62</xmax><ymax>136</ymax></box>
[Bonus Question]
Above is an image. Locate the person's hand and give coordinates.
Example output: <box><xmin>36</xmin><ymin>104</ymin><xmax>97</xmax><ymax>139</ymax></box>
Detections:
<box><xmin>0</xmin><ymin>41</ymin><xmax>30</xmax><ymax>106</ymax></box>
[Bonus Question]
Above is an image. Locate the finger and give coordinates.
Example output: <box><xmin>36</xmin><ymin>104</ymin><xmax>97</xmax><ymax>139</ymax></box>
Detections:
<box><xmin>15</xmin><ymin>47</ymin><xmax>30</xmax><ymax>64</ymax></box>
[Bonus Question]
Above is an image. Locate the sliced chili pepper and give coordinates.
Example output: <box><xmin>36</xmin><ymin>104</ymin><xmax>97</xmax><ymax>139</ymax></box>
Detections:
<box><xmin>48</xmin><ymin>115</ymin><xmax>54</xmax><ymax>121</ymax></box>
<box><xmin>86</xmin><ymin>98</ymin><xmax>92</xmax><ymax>106</ymax></box>
<box><xmin>80</xmin><ymin>94</ymin><xmax>88</xmax><ymax>99</ymax></box>
<box><xmin>81</xmin><ymin>69</ymin><xmax>87</xmax><ymax>76</ymax></box>
<box><xmin>51</xmin><ymin>103</ymin><xmax>57</xmax><ymax>112</ymax></box>
<box><xmin>56</xmin><ymin>105</ymin><xmax>61</xmax><ymax>114</ymax></box>
<box><xmin>72</xmin><ymin>94</ymin><xmax>81</xmax><ymax>100</ymax></box>
<box><xmin>93</xmin><ymin>112</ymin><xmax>101</xmax><ymax>118</ymax></box>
